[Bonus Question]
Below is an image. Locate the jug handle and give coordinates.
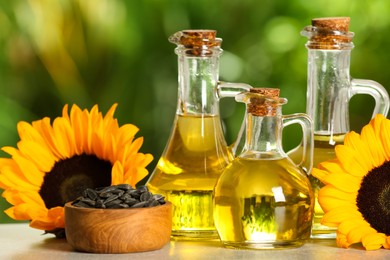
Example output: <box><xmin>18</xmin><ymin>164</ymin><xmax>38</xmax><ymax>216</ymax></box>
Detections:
<box><xmin>282</xmin><ymin>114</ymin><xmax>314</xmax><ymax>174</ymax></box>
<box><xmin>350</xmin><ymin>79</ymin><xmax>390</xmax><ymax>117</ymax></box>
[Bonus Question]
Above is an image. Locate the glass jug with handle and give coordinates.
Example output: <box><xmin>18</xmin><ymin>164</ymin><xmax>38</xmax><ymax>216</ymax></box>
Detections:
<box><xmin>213</xmin><ymin>88</ymin><xmax>314</xmax><ymax>249</ymax></box>
<box><xmin>288</xmin><ymin>17</ymin><xmax>390</xmax><ymax>239</ymax></box>
<box><xmin>146</xmin><ymin>30</ymin><xmax>251</xmax><ymax>240</ymax></box>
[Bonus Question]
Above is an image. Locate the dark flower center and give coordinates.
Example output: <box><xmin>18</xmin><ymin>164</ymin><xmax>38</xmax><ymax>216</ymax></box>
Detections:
<box><xmin>357</xmin><ymin>160</ymin><xmax>390</xmax><ymax>235</ymax></box>
<box><xmin>39</xmin><ymin>154</ymin><xmax>112</xmax><ymax>209</ymax></box>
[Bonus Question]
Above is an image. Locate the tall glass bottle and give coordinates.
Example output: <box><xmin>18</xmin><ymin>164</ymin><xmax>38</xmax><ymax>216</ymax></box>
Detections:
<box><xmin>289</xmin><ymin>17</ymin><xmax>390</xmax><ymax>239</ymax></box>
<box><xmin>146</xmin><ymin>30</ymin><xmax>251</xmax><ymax>240</ymax></box>
<box><xmin>214</xmin><ymin>88</ymin><xmax>314</xmax><ymax>249</ymax></box>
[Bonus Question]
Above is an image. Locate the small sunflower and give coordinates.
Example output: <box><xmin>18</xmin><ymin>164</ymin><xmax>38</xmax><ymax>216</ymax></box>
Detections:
<box><xmin>312</xmin><ymin>114</ymin><xmax>390</xmax><ymax>250</ymax></box>
<box><xmin>0</xmin><ymin>104</ymin><xmax>153</xmax><ymax>236</ymax></box>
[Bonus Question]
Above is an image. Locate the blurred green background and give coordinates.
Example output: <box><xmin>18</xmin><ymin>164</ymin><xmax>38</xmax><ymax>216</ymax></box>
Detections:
<box><xmin>1</xmin><ymin>0</ymin><xmax>390</xmax><ymax>223</ymax></box>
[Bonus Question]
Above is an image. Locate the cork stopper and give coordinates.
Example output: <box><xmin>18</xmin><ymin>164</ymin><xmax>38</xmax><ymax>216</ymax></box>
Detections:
<box><xmin>169</xmin><ymin>30</ymin><xmax>222</xmax><ymax>56</ymax></box>
<box><xmin>312</xmin><ymin>17</ymin><xmax>350</xmax><ymax>33</ymax></box>
<box><xmin>248</xmin><ymin>88</ymin><xmax>281</xmax><ymax>116</ymax></box>
<box><xmin>302</xmin><ymin>17</ymin><xmax>354</xmax><ymax>49</ymax></box>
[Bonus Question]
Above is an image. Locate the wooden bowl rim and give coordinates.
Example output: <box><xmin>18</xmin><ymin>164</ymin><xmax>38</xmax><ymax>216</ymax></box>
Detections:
<box><xmin>64</xmin><ymin>201</ymin><xmax>172</xmax><ymax>213</ymax></box>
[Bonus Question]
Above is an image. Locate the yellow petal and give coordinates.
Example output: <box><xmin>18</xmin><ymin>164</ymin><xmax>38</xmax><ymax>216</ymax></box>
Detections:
<box><xmin>323</xmin><ymin>173</ymin><xmax>361</xmax><ymax>193</ymax></box>
<box><xmin>51</xmin><ymin>117</ymin><xmax>72</xmax><ymax>158</ymax></box>
<box><xmin>111</xmin><ymin>161</ymin><xmax>124</xmax><ymax>185</ymax></box>
<box><xmin>343</xmin><ymin>131</ymin><xmax>375</xmax><ymax>173</ymax></box>
<box><xmin>30</xmin><ymin>217</ymin><xmax>56</xmax><ymax>231</ymax></box>
<box><xmin>380</xmin><ymin>119</ymin><xmax>390</xmax><ymax>160</ymax></box>
<box><xmin>30</xmin><ymin>206</ymin><xmax>65</xmax><ymax>231</ymax></box>
<box><xmin>311</xmin><ymin>168</ymin><xmax>328</xmax><ymax>183</ymax></box>
<box><xmin>321</xmin><ymin>205</ymin><xmax>361</xmax><ymax>226</ymax></box>
<box><xmin>1</xmin><ymin>189</ymin><xmax>23</xmax><ymax>205</ymax></box>
<box><xmin>335</xmin><ymin>145</ymin><xmax>369</xmax><ymax>177</ymax></box>
<box><xmin>318</xmin><ymin>186</ymin><xmax>356</xmax><ymax>212</ymax></box>
<box><xmin>17</xmin><ymin>140</ymin><xmax>56</xmax><ymax>172</ymax></box>
<box><xmin>9</xmin><ymin>151</ymin><xmax>44</xmax><ymax>188</ymax></box>
<box><xmin>17</xmin><ymin>121</ymin><xmax>45</xmax><ymax>144</ymax></box>
<box><xmin>32</xmin><ymin>118</ymin><xmax>63</xmax><ymax>159</ymax></box>
<box><xmin>49</xmin><ymin>207</ymin><xmax>65</xmax><ymax>228</ymax></box>
<box><xmin>360</xmin><ymin>123</ymin><xmax>386</xmax><ymax>168</ymax></box>
<box><xmin>0</xmin><ymin>168</ymin><xmax>38</xmax><ymax>191</ymax></box>
<box><xmin>362</xmin><ymin>232</ymin><xmax>386</xmax><ymax>250</ymax></box>
<box><xmin>336</xmin><ymin>231</ymin><xmax>352</xmax><ymax>248</ymax></box>
<box><xmin>347</xmin><ymin>225</ymin><xmax>377</xmax><ymax>245</ymax></box>
<box><xmin>69</xmin><ymin>104</ymin><xmax>85</xmax><ymax>154</ymax></box>
<box><xmin>4</xmin><ymin>205</ymin><xmax>30</xmax><ymax>220</ymax></box>
<box><xmin>338</xmin><ymin>218</ymin><xmax>369</xmax><ymax>239</ymax></box>
<box><xmin>383</xmin><ymin>236</ymin><xmax>390</xmax><ymax>249</ymax></box>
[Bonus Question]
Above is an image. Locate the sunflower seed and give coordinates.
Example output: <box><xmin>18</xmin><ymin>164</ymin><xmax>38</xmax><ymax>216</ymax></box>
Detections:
<box><xmin>140</xmin><ymin>191</ymin><xmax>152</xmax><ymax>201</ymax></box>
<box><xmin>95</xmin><ymin>199</ymin><xmax>104</xmax><ymax>208</ymax></box>
<box><xmin>105</xmin><ymin>199</ymin><xmax>123</xmax><ymax>207</ymax></box>
<box><xmin>149</xmin><ymin>200</ymin><xmax>160</xmax><ymax>207</ymax></box>
<box><xmin>128</xmin><ymin>190</ymin><xmax>141</xmax><ymax>199</ymax></box>
<box><xmin>73</xmin><ymin>201</ymin><xmax>91</xmax><ymax>208</ymax></box>
<box><xmin>80</xmin><ymin>198</ymin><xmax>96</xmax><ymax>206</ymax></box>
<box><xmin>124</xmin><ymin>198</ymin><xmax>138</xmax><ymax>206</ymax></box>
<box><xmin>104</xmin><ymin>195</ymin><xmax>120</xmax><ymax>204</ymax></box>
<box><xmin>137</xmin><ymin>185</ymin><xmax>148</xmax><ymax>193</ymax></box>
<box><xmin>99</xmin><ymin>192</ymin><xmax>113</xmax><ymax>198</ymax></box>
<box><xmin>120</xmin><ymin>193</ymin><xmax>132</xmax><ymax>200</ymax></box>
<box><xmin>115</xmin><ymin>184</ymin><xmax>133</xmax><ymax>191</ymax></box>
<box><xmin>152</xmin><ymin>194</ymin><xmax>164</xmax><ymax>201</ymax></box>
<box><xmin>110</xmin><ymin>189</ymin><xmax>125</xmax><ymax>196</ymax></box>
<box><xmin>132</xmin><ymin>201</ymin><xmax>148</xmax><ymax>208</ymax></box>
<box><xmin>97</xmin><ymin>186</ymin><xmax>117</xmax><ymax>194</ymax></box>
<box><xmin>84</xmin><ymin>188</ymin><xmax>98</xmax><ymax>200</ymax></box>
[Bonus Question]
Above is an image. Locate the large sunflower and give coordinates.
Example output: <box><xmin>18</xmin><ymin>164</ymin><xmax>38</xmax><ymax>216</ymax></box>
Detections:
<box><xmin>312</xmin><ymin>114</ymin><xmax>390</xmax><ymax>250</ymax></box>
<box><xmin>0</xmin><ymin>104</ymin><xmax>153</xmax><ymax>236</ymax></box>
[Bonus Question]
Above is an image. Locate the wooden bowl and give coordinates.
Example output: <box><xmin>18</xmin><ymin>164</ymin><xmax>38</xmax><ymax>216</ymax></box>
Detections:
<box><xmin>64</xmin><ymin>201</ymin><xmax>172</xmax><ymax>253</ymax></box>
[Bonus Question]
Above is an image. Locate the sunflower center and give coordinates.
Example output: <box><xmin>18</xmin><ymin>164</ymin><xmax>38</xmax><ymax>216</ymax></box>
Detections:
<box><xmin>39</xmin><ymin>154</ymin><xmax>112</xmax><ymax>209</ymax></box>
<box><xmin>356</xmin><ymin>160</ymin><xmax>390</xmax><ymax>235</ymax></box>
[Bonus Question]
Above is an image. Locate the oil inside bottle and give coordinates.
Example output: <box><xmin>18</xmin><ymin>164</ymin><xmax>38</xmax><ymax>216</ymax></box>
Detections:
<box><xmin>147</xmin><ymin>114</ymin><xmax>232</xmax><ymax>239</ymax></box>
<box><xmin>214</xmin><ymin>157</ymin><xmax>313</xmax><ymax>249</ymax></box>
<box><xmin>289</xmin><ymin>133</ymin><xmax>345</xmax><ymax>238</ymax></box>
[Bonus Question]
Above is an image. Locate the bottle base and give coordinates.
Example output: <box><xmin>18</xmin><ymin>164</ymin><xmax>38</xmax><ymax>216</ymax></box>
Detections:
<box><xmin>221</xmin><ymin>240</ymin><xmax>306</xmax><ymax>250</ymax></box>
<box><xmin>310</xmin><ymin>231</ymin><xmax>336</xmax><ymax>240</ymax></box>
<box><xmin>171</xmin><ymin>230</ymin><xmax>219</xmax><ymax>241</ymax></box>
<box><xmin>311</xmin><ymin>223</ymin><xmax>337</xmax><ymax>239</ymax></box>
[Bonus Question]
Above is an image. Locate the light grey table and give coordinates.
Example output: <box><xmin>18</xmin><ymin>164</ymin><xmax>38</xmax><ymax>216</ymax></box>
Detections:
<box><xmin>1</xmin><ymin>223</ymin><xmax>390</xmax><ymax>259</ymax></box>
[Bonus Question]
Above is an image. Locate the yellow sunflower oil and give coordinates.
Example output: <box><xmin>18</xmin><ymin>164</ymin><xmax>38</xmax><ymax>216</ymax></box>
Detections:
<box><xmin>214</xmin><ymin>157</ymin><xmax>313</xmax><ymax>249</ymax></box>
<box><xmin>289</xmin><ymin>133</ymin><xmax>345</xmax><ymax>238</ymax></box>
<box><xmin>147</xmin><ymin>114</ymin><xmax>231</xmax><ymax>239</ymax></box>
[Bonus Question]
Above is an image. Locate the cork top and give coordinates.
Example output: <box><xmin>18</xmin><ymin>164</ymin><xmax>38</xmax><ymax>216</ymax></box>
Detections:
<box><xmin>246</xmin><ymin>88</ymin><xmax>284</xmax><ymax>116</ymax></box>
<box><xmin>249</xmin><ymin>88</ymin><xmax>280</xmax><ymax>97</ymax></box>
<box><xmin>311</xmin><ymin>17</ymin><xmax>350</xmax><ymax>33</ymax></box>
<box><xmin>169</xmin><ymin>30</ymin><xmax>222</xmax><ymax>56</ymax></box>
<box><xmin>301</xmin><ymin>17</ymin><xmax>354</xmax><ymax>49</ymax></box>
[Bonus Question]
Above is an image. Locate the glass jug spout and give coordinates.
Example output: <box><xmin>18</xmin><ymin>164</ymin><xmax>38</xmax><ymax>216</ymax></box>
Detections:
<box><xmin>217</xmin><ymin>81</ymin><xmax>252</xmax><ymax>98</ymax></box>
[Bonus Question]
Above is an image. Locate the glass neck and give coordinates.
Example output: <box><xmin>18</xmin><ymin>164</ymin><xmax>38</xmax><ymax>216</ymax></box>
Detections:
<box><xmin>306</xmin><ymin>48</ymin><xmax>352</xmax><ymax>135</ymax></box>
<box><xmin>176</xmin><ymin>47</ymin><xmax>220</xmax><ymax>116</ymax></box>
<box><xmin>241</xmin><ymin>112</ymin><xmax>284</xmax><ymax>159</ymax></box>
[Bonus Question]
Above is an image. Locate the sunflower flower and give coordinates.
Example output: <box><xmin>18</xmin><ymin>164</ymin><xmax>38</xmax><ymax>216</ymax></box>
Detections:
<box><xmin>312</xmin><ymin>114</ymin><xmax>390</xmax><ymax>250</ymax></box>
<box><xmin>0</xmin><ymin>104</ymin><xmax>153</xmax><ymax>236</ymax></box>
